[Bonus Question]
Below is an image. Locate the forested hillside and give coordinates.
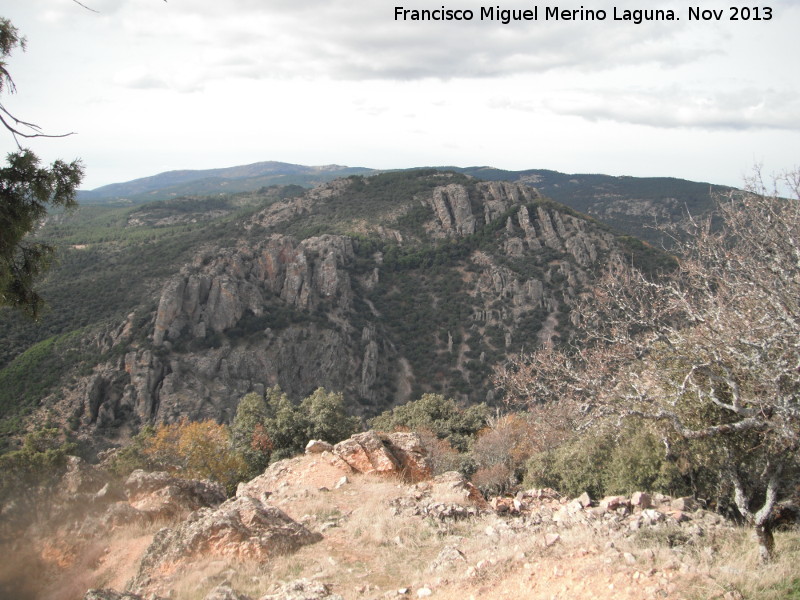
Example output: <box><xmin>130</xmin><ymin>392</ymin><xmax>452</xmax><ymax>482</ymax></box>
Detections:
<box><xmin>0</xmin><ymin>169</ymin><xmax>673</xmax><ymax>448</ymax></box>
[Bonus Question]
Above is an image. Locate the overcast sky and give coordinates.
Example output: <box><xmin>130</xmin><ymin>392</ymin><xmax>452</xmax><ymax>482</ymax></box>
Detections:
<box><xmin>1</xmin><ymin>0</ymin><xmax>798</xmax><ymax>190</ymax></box>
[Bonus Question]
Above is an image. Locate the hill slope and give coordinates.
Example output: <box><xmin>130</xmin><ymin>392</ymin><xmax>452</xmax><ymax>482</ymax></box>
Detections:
<box><xmin>78</xmin><ymin>161</ymin><xmax>374</xmax><ymax>204</ymax></box>
<box><xmin>0</xmin><ymin>169</ymin><xmax>674</xmax><ymax>446</ymax></box>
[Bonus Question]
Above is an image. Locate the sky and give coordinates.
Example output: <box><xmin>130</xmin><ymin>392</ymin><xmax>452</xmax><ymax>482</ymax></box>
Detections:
<box><xmin>1</xmin><ymin>0</ymin><xmax>798</xmax><ymax>190</ymax></box>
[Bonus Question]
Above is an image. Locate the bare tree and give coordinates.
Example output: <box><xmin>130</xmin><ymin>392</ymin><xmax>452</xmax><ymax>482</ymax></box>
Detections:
<box><xmin>496</xmin><ymin>169</ymin><xmax>800</xmax><ymax>562</ymax></box>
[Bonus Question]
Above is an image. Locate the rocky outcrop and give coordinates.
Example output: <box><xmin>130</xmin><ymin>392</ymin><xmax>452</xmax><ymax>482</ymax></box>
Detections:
<box><xmin>153</xmin><ymin>235</ymin><xmax>355</xmax><ymax>346</ymax></box>
<box><xmin>333</xmin><ymin>431</ymin><xmax>432</xmax><ymax>482</ymax></box>
<box><xmin>430</xmin><ymin>184</ymin><xmax>476</xmax><ymax>236</ymax></box>
<box><xmin>130</xmin><ymin>496</ymin><xmax>321</xmax><ymax>593</ymax></box>
<box><xmin>391</xmin><ymin>471</ymin><xmax>490</xmax><ymax>521</ymax></box>
<box><xmin>123</xmin><ymin>470</ymin><xmax>227</xmax><ymax>521</ymax></box>
<box><xmin>380</xmin><ymin>432</ymin><xmax>432</xmax><ymax>483</ymax></box>
<box><xmin>35</xmin><ymin>172</ymin><xmax>641</xmax><ymax>443</ymax></box>
<box><xmin>333</xmin><ymin>431</ymin><xmax>400</xmax><ymax>476</ymax></box>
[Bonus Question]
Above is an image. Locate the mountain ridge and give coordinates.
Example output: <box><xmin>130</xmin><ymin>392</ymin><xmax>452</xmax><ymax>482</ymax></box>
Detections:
<box><xmin>0</xmin><ymin>169</ymin><xmax>679</xmax><ymax>449</ymax></box>
<box><xmin>78</xmin><ymin>161</ymin><xmax>731</xmax><ymax>246</ymax></box>
<box><xmin>78</xmin><ymin>161</ymin><xmax>375</xmax><ymax>204</ymax></box>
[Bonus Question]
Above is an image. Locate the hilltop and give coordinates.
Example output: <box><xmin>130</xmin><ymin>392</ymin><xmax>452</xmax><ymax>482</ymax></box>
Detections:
<box><xmin>4</xmin><ymin>431</ymin><xmax>795</xmax><ymax>600</ymax></box>
<box><xmin>77</xmin><ymin>162</ymin><xmax>729</xmax><ymax>247</ymax></box>
<box><xmin>0</xmin><ymin>168</ymin><xmax>677</xmax><ymax>449</ymax></box>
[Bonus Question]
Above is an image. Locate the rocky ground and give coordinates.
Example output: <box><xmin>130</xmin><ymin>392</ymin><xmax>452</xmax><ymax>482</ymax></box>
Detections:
<box><xmin>1</xmin><ymin>431</ymin><xmax>796</xmax><ymax>600</ymax></box>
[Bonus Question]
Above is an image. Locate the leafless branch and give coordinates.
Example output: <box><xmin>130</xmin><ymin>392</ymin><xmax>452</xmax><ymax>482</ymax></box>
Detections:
<box><xmin>71</xmin><ymin>0</ymin><xmax>99</xmax><ymax>12</ymax></box>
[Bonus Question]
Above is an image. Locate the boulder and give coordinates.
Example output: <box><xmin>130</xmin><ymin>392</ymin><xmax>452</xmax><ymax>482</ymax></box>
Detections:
<box><xmin>599</xmin><ymin>495</ymin><xmax>630</xmax><ymax>513</ymax></box>
<box><xmin>124</xmin><ymin>470</ymin><xmax>226</xmax><ymax>519</ymax></box>
<box><xmin>380</xmin><ymin>432</ymin><xmax>432</xmax><ymax>482</ymax></box>
<box><xmin>333</xmin><ymin>431</ymin><xmax>399</xmax><ymax>476</ymax></box>
<box><xmin>329</xmin><ymin>430</ymin><xmax>432</xmax><ymax>482</ymax></box>
<box><xmin>544</xmin><ymin>533</ymin><xmax>561</xmax><ymax>547</ymax></box>
<box><xmin>429</xmin><ymin>471</ymin><xmax>490</xmax><ymax>510</ymax></box>
<box><xmin>305</xmin><ymin>440</ymin><xmax>334</xmax><ymax>454</ymax></box>
<box><xmin>429</xmin><ymin>545</ymin><xmax>467</xmax><ymax>572</ymax></box>
<box><xmin>130</xmin><ymin>496</ymin><xmax>321</xmax><ymax>592</ymax></box>
<box><xmin>670</xmin><ymin>496</ymin><xmax>698</xmax><ymax>511</ymax></box>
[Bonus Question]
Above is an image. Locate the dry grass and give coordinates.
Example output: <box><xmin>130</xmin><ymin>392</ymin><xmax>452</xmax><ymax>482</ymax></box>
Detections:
<box><xmin>8</xmin><ymin>456</ymin><xmax>799</xmax><ymax>600</ymax></box>
<box><xmin>682</xmin><ymin>528</ymin><xmax>800</xmax><ymax>600</ymax></box>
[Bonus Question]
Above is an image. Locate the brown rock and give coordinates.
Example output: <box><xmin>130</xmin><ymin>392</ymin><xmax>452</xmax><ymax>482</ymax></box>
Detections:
<box><xmin>124</xmin><ymin>470</ymin><xmax>226</xmax><ymax>520</ymax></box>
<box><xmin>670</xmin><ymin>496</ymin><xmax>697</xmax><ymax>511</ymax></box>
<box><xmin>599</xmin><ymin>495</ymin><xmax>630</xmax><ymax>512</ymax></box>
<box><xmin>333</xmin><ymin>431</ymin><xmax>400</xmax><ymax>476</ymax></box>
<box><xmin>380</xmin><ymin>432</ymin><xmax>433</xmax><ymax>482</ymax></box>
<box><xmin>430</xmin><ymin>471</ymin><xmax>490</xmax><ymax>510</ymax></box>
<box><xmin>131</xmin><ymin>496</ymin><xmax>321</xmax><ymax>593</ymax></box>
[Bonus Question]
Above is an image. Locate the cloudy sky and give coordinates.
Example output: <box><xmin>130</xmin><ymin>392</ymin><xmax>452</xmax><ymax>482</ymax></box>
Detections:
<box><xmin>1</xmin><ymin>0</ymin><xmax>798</xmax><ymax>189</ymax></box>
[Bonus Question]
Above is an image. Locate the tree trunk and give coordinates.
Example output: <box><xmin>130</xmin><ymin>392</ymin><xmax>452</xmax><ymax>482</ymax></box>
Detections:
<box><xmin>755</xmin><ymin>522</ymin><xmax>775</xmax><ymax>563</ymax></box>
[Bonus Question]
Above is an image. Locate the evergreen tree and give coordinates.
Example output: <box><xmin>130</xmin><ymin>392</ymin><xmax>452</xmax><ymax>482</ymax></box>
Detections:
<box><xmin>0</xmin><ymin>17</ymin><xmax>84</xmax><ymax>318</ymax></box>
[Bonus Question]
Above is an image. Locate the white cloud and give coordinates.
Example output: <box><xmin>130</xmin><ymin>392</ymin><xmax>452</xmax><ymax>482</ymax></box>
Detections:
<box><xmin>496</xmin><ymin>86</ymin><xmax>800</xmax><ymax>131</ymax></box>
<box><xmin>1</xmin><ymin>0</ymin><xmax>797</xmax><ymax>190</ymax></box>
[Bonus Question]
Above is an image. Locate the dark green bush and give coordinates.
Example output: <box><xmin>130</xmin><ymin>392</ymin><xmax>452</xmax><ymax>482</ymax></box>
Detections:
<box><xmin>524</xmin><ymin>420</ymin><xmax>692</xmax><ymax>499</ymax></box>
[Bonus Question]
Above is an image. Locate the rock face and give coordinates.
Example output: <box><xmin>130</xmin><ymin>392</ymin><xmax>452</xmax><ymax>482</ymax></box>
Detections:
<box><xmin>130</xmin><ymin>496</ymin><xmax>322</xmax><ymax>593</ymax></box>
<box><xmin>38</xmin><ymin>172</ymin><xmax>632</xmax><ymax>444</ymax></box>
<box><xmin>380</xmin><ymin>432</ymin><xmax>432</xmax><ymax>483</ymax></box>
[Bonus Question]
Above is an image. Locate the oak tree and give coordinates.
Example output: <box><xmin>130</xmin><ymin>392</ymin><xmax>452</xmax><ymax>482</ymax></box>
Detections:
<box><xmin>497</xmin><ymin>170</ymin><xmax>800</xmax><ymax>562</ymax></box>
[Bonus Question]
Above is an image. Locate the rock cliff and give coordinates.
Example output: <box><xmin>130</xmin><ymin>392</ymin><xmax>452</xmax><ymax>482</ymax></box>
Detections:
<box><xmin>35</xmin><ymin>172</ymin><xmax>640</xmax><ymax>443</ymax></box>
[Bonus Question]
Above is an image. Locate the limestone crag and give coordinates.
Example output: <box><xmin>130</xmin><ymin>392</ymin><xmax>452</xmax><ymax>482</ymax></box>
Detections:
<box><xmin>331</xmin><ymin>430</ymin><xmax>432</xmax><ymax>482</ymax></box>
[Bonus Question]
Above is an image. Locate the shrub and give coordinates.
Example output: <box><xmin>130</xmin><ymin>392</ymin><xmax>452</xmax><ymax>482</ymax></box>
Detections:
<box><xmin>470</xmin><ymin>413</ymin><xmax>539</xmax><ymax>494</ymax></box>
<box><xmin>236</xmin><ymin>386</ymin><xmax>360</xmax><ymax>463</ymax></box>
<box><xmin>138</xmin><ymin>418</ymin><xmax>245</xmax><ymax>495</ymax></box>
<box><xmin>370</xmin><ymin>393</ymin><xmax>488</xmax><ymax>452</ymax></box>
<box><xmin>524</xmin><ymin>420</ymin><xmax>694</xmax><ymax>499</ymax></box>
<box><xmin>0</xmin><ymin>427</ymin><xmax>77</xmax><ymax>502</ymax></box>
<box><xmin>232</xmin><ymin>392</ymin><xmax>273</xmax><ymax>479</ymax></box>
<box><xmin>299</xmin><ymin>387</ymin><xmax>360</xmax><ymax>445</ymax></box>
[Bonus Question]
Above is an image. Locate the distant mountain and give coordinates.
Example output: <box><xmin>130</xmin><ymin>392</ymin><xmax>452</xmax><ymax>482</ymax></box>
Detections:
<box><xmin>79</xmin><ymin>161</ymin><xmax>731</xmax><ymax>245</ymax></box>
<box><xmin>77</xmin><ymin>161</ymin><xmax>375</xmax><ymax>204</ymax></box>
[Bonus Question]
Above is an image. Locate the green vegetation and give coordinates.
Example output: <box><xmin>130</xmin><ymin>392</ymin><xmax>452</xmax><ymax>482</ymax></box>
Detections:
<box><xmin>0</xmin><ymin>19</ymin><xmax>85</xmax><ymax>319</ymax></box>
<box><xmin>0</xmin><ymin>190</ymin><xmax>279</xmax><ymax>371</ymax></box>
<box><xmin>524</xmin><ymin>421</ymin><xmax>695</xmax><ymax>499</ymax></box>
<box><xmin>0</xmin><ymin>427</ymin><xmax>77</xmax><ymax>510</ymax></box>
<box><xmin>370</xmin><ymin>393</ymin><xmax>488</xmax><ymax>452</ymax></box>
<box><xmin>0</xmin><ymin>328</ymin><xmax>104</xmax><ymax>445</ymax></box>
